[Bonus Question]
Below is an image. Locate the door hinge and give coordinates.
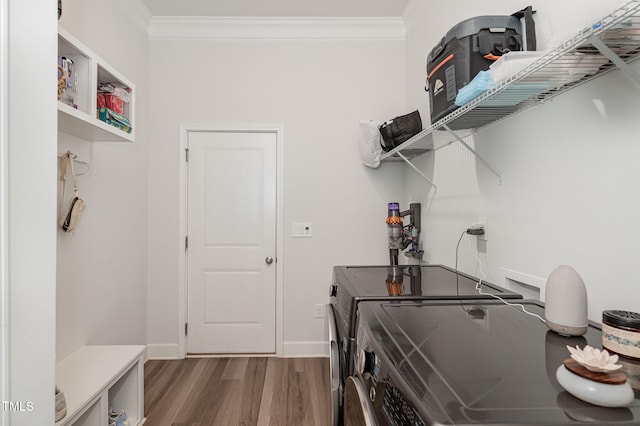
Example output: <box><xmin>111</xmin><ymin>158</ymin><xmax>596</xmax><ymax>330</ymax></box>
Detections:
<box><xmin>185</xmin><ymin>148</ymin><xmax>189</xmax><ymax>162</ymax></box>
<box><xmin>185</xmin><ymin>236</ymin><xmax>188</xmax><ymax>250</ymax></box>
<box><xmin>185</xmin><ymin>323</ymin><xmax>188</xmax><ymax>336</ymax></box>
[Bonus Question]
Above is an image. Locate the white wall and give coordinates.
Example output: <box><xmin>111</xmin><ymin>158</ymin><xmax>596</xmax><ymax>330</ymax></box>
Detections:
<box><xmin>56</xmin><ymin>0</ymin><xmax>149</xmax><ymax>360</ymax></box>
<box><xmin>404</xmin><ymin>1</ymin><xmax>640</xmax><ymax>320</ymax></box>
<box><xmin>4</xmin><ymin>0</ymin><xmax>57</xmax><ymax>423</ymax></box>
<box><xmin>146</xmin><ymin>37</ymin><xmax>407</xmax><ymax>356</ymax></box>
<box><xmin>51</xmin><ymin>0</ymin><xmax>639</xmax><ymax>366</ymax></box>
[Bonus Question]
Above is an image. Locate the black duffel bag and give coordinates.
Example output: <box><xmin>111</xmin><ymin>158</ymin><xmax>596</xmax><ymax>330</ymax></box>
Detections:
<box><xmin>379</xmin><ymin>110</ymin><xmax>422</xmax><ymax>152</ymax></box>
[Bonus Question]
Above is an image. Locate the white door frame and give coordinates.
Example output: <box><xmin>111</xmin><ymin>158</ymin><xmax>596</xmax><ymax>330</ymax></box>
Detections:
<box><xmin>0</xmin><ymin>0</ymin><xmax>9</xmax><ymax>416</ymax></box>
<box><xmin>177</xmin><ymin>123</ymin><xmax>284</xmax><ymax>358</ymax></box>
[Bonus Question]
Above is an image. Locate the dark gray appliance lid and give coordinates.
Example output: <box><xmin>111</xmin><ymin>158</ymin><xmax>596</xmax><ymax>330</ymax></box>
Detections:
<box><xmin>360</xmin><ymin>300</ymin><xmax>640</xmax><ymax>424</ymax></box>
<box><xmin>335</xmin><ymin>264</ymin><xmax>522</xmax><ymax>300</ymax></box>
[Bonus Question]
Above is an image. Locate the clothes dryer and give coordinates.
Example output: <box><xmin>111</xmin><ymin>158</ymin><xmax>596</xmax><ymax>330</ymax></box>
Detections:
<box><xmin>327</xmin><ymin>264</ymin><xmax>522</xmax><ymax>425</ymax></box>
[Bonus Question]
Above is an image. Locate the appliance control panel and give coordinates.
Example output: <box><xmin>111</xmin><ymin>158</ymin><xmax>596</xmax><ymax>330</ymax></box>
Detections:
<box><xmin>381</xmin><ymin>379</ymin><xmax>425</xmax><ymax>426</ymax></box>
<box><xmin>357</xmin><ymin>320</ymin><xmax>427</xmax><ymax>425</ymax></box>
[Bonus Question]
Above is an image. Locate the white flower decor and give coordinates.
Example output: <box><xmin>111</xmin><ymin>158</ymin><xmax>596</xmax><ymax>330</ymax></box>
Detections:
<box><xmin>567</xmin><ymin>345</ymin><xmax>623</xmax><ymax>373</ymax></box>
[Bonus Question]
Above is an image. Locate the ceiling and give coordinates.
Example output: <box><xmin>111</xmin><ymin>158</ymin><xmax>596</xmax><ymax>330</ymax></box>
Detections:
<box><xmin>141</xmin><ymin>0</ymin><xmax>412</xmax><ymax>18</ymax></box>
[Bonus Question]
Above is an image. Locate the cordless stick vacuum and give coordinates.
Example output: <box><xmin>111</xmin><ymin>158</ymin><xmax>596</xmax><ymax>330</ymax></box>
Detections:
<box><xmin>385</xmin><ymin>202</ymin><xmax>423</xmax><ymax>266</ymax></box>
<box><xmin>385</xmin><ymin>202</ymin><xmax>423</xmax><ymax>296</ymax></box>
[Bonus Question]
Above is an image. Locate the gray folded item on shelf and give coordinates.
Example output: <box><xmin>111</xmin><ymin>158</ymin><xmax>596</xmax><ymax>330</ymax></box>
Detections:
<box><xmin>55</xmin><ymin>386</ymin><xmax>67</xmax><ymax>422</ymax></box>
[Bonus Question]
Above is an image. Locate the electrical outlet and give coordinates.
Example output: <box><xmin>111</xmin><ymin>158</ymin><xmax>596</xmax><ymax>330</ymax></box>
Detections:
<box><xmin>477</xmin><ymin>216</ymin><xmax>487</xmax><ymax>241</ymax></box>
<box><xmin>314</xmin><ymin>304</ymin><xmax>325</xmax><ymax>318</ymax></box>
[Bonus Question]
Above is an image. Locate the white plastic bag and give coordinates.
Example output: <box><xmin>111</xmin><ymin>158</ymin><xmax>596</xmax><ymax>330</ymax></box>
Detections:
<box><xmin>359</xmin><ymin>120</ymin><xmax>382</xmax><ymax>168</ymax></box>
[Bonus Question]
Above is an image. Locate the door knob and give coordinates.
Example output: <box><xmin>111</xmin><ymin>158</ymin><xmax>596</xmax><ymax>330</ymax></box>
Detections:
<box><xmin>265</xmin><ymin>256</ymin><xmax>274</xmax><ymax>265</ymax></box>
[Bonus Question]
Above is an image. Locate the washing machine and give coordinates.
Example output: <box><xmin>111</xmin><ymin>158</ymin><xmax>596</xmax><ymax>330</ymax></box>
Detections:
<box><xmin>347</xmin><ymin>299</ymin><xmax>640</xmax><ymax>425</ymax></box>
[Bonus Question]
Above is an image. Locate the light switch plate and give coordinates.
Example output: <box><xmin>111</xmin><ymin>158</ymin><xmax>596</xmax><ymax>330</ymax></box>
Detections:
<box><xmin>292</xmin><ymin>222</ymin><xmax>312</xmax><ymax>238</ymax></box>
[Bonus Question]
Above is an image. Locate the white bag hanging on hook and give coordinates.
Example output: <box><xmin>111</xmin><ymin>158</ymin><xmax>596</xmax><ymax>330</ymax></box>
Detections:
<box><xmin>59</xmin><ymin>151</ymin><xmax>87</xmax><ymax>233</ymax></box>
<box><xmin>359</xmin><ymin>120</ymin><xmax>382</xmax><ymax>168</ymax></box>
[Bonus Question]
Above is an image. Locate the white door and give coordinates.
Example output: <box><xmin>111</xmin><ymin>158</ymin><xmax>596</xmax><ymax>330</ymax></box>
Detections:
<box><xmin>186</xmin><ymin>130</ymin><xmax>277</xmax><ymax>354</ymax></box>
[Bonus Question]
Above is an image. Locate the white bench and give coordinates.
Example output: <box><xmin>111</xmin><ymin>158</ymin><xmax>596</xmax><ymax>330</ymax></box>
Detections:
<box><xmin>55</xmin><ymin>345</ymin><xmax>145</xmax><ymax>425</ymax></box>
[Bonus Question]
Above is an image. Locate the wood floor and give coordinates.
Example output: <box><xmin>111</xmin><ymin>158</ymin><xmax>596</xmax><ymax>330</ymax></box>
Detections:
<box><xmin>144</xmin><ymin>357</ymin><xmax>331</xmax><ymax>426</ymax></box>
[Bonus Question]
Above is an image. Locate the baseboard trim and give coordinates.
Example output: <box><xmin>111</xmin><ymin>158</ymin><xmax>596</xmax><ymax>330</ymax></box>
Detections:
<box><xmin>146</xmin><ymin>341</ymin><xmax>328</xmax><ymax>359</ymax></box>
<box><xmin>146</xmin><ymin>343</ymin><xmax>180</xmax><ymax>360</ymax></box>
<box><xmin>283</xmin><ymin>341</ymin><xmax>328</xmax><ymax>358</ymax></box>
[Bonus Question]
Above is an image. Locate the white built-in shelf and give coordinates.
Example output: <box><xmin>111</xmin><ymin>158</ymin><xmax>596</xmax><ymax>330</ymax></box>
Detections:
<box><xmin>55</xmin><ymin>345</ymin><xmax>145</xmax><ymax>426</ymax></box>
<box><xmin>382</xmin><ymin>0</ymin><xmax>640</xmax><ymax>164</ymax></box>
<box><xmin>58</xmin><ymin>27</ymin><xmax>135</xmax><ymax>142</ymax></box>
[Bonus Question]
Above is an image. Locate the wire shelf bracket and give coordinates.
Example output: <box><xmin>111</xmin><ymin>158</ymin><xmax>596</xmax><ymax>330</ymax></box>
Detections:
<box><xmin>587</xmin><ymin>35</ymin><xmax>640</xmax><ymax>86</ymax></box>
<box><xmin>440</xmin><ymin>124</ymin><xmax>502</xmax><ymax>181</ymax></box>
<box><xmin>395</xmin><ymin>150</ymin><xmax>438</xmax><ymax>190</ymax></box>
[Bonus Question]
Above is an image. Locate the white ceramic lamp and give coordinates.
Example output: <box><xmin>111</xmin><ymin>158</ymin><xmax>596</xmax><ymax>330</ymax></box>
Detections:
<box><xmin>545</xmin><ymin>265</ymin><xmax>588</xmax><ymax>336</ymax></box>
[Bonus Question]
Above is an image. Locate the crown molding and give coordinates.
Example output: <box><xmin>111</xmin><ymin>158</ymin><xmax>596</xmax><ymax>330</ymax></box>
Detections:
<box><xmin>402</xmin><ymin>0</ymin><xmax>420</xmax><ymax>32</ymax></box>
<box><xmin>148</xmin><ymin>16</ymin><xmax>405</xmax><ymax>41</ymax></box>
<box><xmin>116</xmin><ymin>0</ymin><xmax>152</xmax><ymax>34</ymax></box>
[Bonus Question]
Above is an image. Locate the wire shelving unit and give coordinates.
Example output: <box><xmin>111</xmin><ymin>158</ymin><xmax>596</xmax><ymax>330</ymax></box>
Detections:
<box><xmin>382</xmin><ymin>0</ymin><xmax>640</xmax><ymax>180</ymax></box>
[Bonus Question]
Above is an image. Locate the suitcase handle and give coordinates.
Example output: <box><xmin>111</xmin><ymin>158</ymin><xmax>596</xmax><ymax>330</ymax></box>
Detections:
<box><xmin>512</xmin><ymin>6</ymin><xmax>536</xmax><ymax>51</ymax></box>
<box><xmin>430</xmin><ymin>36</ymin><xmax>446</xmax><ymax>60</ymax></box>
<box><xmin>476</xmin><ymin>33</ymin><xmax>522</xmax><ymax>57</ymax></box>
